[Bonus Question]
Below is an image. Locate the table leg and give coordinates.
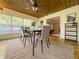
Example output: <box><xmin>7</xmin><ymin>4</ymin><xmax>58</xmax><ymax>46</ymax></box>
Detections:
<box><xmin>33</xmin><ymin>32</ymin><xmax>35</xmax><ymax>56</ymax></box>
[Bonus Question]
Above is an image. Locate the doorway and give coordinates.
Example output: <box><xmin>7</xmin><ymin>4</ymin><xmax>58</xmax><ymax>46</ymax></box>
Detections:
<box><xmin>47</xmin><ymin>16</ymin><xmax>60</xmax><ymax>36</ymax></box>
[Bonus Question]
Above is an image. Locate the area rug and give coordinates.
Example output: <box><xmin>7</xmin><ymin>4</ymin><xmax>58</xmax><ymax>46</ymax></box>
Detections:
<box><xmin>4</xmin><ymin>38</ymin><xmax>74</xmax><ymax>59</ymax></box>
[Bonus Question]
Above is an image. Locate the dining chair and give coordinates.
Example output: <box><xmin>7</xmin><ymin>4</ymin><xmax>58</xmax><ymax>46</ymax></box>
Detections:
<box><xmin>35</xmin><ymin>26</ymin><xmax>50</xmax><ymax>53</ymax></box>
<box><xmin>20</xmin><ymin>26</ymin><xmax>24</xmax><ymax>42</ymax></box>
<box><xmin>20</xmin><ymin>26</ymin><xmax>33</xmax><ymax>47</ymax></box>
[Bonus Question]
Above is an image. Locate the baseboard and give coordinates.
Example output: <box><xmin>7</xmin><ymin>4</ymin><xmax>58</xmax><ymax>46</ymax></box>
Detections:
<box><xmin>60</xmin><ymin>37</ymin><xmax>79</xmax><ymax>43</ymax></box>
<box><xmin>0</xmin><ymin>33</ymin><xmax>21</xmax><ymax>41</ymax></box>
<box><xmin>53</xmin><ymin>34</ymin><xmax>60</xmax><ymax>36</ymax></box>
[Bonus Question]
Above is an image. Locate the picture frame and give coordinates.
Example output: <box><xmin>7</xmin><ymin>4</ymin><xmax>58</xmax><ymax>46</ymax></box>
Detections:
<box><xmin>67</xmin><ymin>13</ymin><xmax>76</xmax><ymax>23</ymax></box>
<box><xmin>40</xmin><ymin>20</ymin><xmax>43</xmax><ymax>25</ymax></box>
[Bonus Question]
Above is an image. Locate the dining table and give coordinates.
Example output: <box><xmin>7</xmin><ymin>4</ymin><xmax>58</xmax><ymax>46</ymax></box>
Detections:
<box><xmin>24</xmin><ymin>29</ymin><xmax>42</xmax><ymax>56</ymax></box>
<box><xmin>32</xmin><ymin>29</ymin><xmax>42</xmax><ymax>56</ymax></box>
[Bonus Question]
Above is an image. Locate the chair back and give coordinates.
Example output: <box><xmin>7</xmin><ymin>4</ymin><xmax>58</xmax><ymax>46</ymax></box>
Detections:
<box><xmin>25</xmin><ymin>27</ymin><xmax>30</xmax><ymax>31</ymax></box>
<box><xmin>41</xmin><ymin>26</ymin><xmax>50</xmax><ymax>40</ymax></box>
<box><xmin>20</xmin><ymin>26</ymin><xmax>25</xmax><ymax>36</ymax></box>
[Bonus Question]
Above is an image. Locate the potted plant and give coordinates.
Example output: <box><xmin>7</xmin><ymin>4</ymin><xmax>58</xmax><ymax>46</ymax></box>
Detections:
<box><xmin>31</xmin><ymin>22</ymin><xmax>36</xmax><ymax>30</ymax></box>
<box><xmin>32</xmin><ymin>22</ymin><xmax>36</xmax><ymax>26</ymax></box>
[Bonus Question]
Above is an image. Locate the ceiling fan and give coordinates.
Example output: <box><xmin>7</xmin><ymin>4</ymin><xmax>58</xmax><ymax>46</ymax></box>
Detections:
<box><xmin>26</xmin><ymin>0</ymin><xmax>38</xmax><ymax>12</ymax></box>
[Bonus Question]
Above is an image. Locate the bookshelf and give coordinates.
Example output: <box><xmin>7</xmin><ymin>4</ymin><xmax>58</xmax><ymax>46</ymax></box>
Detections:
<box><xmin>65</xmin><ymin>23</ymin><xmax>78</xmax><ymax>42</ymax></box>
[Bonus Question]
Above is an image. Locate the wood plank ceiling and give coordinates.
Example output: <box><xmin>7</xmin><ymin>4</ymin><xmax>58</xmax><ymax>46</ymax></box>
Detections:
<box><xmin>0</xmin><ymin>0</ymin><xmax>79</xmax><ymax>18</ymax></box>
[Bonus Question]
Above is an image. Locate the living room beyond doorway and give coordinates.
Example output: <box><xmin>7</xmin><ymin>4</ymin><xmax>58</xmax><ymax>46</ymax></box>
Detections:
<box><xmin>47</xmin><ymin>16</ymin><xmax>60</xmax><ymax>36</ymax></box>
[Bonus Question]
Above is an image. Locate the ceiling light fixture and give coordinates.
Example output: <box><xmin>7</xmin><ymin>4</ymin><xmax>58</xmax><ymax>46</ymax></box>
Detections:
<box><xmin>32</xmin><ymin>0</ymin><xmax>38</xmax><ymax>12</ymax></box>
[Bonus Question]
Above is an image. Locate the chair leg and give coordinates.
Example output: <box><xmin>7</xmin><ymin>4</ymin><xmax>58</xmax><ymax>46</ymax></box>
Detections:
<box><xmin>48</xmin><ymin>38</ymin><xmax>50</xmax><ymax>45</ymax></box>
<box><xmin>28</xmin><ymin>37</ymin><xmax>30</xmax><ymax>43</ymax></box>
<box><xmin>24</xmin><ymin>37</ymin><xmax>27</xmax><ymax>47</ymax></box>
<box><xmin>31</xmin><ymin>36</ymin><xmax>32</xmax><ymax>44</ymax></box>
<box><xmin>41</xmin><ymin>40</ymin><xmax>43</xmax><ymax>53</ymax></box>
<box><xmin>22</xmin><ymin>37</ymin><xmax>24</xmax><ymax>44</ymax></box>
<box><xmin>46</xmin><ymin>39</ymin><xmax>49</xmax><ymax>48</ymax></box>
<box><xmin>20</xmin><ymin>35</ymin><xmax>22</xmax><ymax>41</ymax></box>
<box><xmin>35</xmin><ymin>39</ymin><xmax>38</xmax><ymax>47</ymax></box>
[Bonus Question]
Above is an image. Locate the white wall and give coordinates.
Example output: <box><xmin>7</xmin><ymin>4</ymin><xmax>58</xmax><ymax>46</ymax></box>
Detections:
<box><xmin>39</xmin><ymin>5</ymin><xmax>79</xmax><ymax>41</ymax></box>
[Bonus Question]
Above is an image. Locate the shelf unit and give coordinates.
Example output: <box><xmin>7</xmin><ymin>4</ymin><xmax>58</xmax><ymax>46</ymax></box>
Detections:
<box><xmin>65</xmin><ymin>23</ymin><xmax>78</xmax><ymax>42</ymax></box>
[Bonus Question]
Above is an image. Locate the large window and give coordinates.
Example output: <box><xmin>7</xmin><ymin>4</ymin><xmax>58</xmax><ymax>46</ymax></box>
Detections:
<box><xmin>24</xmin><ymin>19</ymin><xmax>33</xmax><ymax>27</ymax></box>
<box><xmin>12</xmin><ymin>16</ymin><xmax>23</xmax><ymax>26</ymax></box>
<box><xmin>12</xmin><ymin>16</ymin><xmax>23</xmax><ymax>31</ymax></box>
<box><xmin>0</xmin><ymin>14</ymin><xmax>11</xmax><ymax>25</ymax></box>
<box><xmin>0</xmin><ymin>13</ymin><xmax>34</xmax><ymax>34</ymax></box>
<box><xmin>0</xmin><ymin>14</ymin><xmax>11</xmax><ymax>34</ymax></box>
